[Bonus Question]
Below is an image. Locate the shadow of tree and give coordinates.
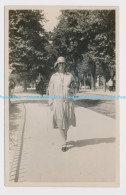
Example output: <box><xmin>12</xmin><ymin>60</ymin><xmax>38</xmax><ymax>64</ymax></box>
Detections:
<box><xmin>74</xmin><ymin>99</ymin><xmax>114</xmax><ymax>108</ymax></box>
<box><xmin>74</xmin><ymin>99</ymin><xmax>115</xmax><ymax>119</ymax></box>
<box><xmin>10</xmin><ymin>99</ymin><xmax>48</xmax><ymax>104</ymax></box>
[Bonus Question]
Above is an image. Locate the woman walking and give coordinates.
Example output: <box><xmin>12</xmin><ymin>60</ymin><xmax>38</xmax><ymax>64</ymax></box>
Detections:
<box><xmin>48</xmin><ymin>57</ymin><xmax>76</xmax><ymax>152</ymax></box>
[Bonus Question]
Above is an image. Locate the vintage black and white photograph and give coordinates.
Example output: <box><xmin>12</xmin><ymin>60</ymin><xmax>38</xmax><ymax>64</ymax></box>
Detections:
<box><xmin>5</xmin><ymin>6</ymin><xmax>119</xmax><ymax>186</ymax></box>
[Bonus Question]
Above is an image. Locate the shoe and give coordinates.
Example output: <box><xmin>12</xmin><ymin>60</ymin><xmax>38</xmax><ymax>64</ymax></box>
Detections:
<box><xmin>61</xmin><ymin>144</ymin><xmax>67</xmax><ymax>152</ymax></box>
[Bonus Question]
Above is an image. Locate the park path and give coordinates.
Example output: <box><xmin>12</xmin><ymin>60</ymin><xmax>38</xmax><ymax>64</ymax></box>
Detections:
<box><xmin>9</xmin><ymin>93</ymin><xmax>117</xmax><ymax>184</ymax></box>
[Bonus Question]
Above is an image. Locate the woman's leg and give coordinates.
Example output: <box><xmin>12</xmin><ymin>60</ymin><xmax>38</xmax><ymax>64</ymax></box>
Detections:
<box><xmin>59</xmin><ymin>128</ymin><xmax>67</xmax><ymax>145</ymax></box>
<box><xmin>59</xmin><ymin>128</ymin><xmax>68</xmax><ymax>152</ymax></box>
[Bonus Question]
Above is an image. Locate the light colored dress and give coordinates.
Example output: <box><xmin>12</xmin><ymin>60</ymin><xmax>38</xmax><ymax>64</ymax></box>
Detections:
<box><xmin>48</xmin><ymin>72</ymin><xmax>76</xmax><ymax>131</ymax></box>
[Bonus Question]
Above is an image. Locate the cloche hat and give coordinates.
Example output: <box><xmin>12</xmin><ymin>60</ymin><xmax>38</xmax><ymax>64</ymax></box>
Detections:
<box><xmin>54</xmin><ymin>57</ymin><xmax>66</xmax><ymax>68</ymax></box>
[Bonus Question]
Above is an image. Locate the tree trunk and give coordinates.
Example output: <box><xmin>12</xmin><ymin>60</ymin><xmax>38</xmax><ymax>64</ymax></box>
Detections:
<box><xmin>102</xmin><ymin>63</ymin><xmax>107</xmax><ymax>92</ymax></box>
<box><xmin>24</xmin><ymin>80</ymin><xmax>28</xmax><ymax>92</ymax></box>
<box><xmin>90</xmin><ymin>62</ymin><xmax>96</xmax><ymax>91</ymax></box>
<box><xmin>91</xmin><ymin>72</ymin><xmax>95</xmax><ymax>91</ymax></box>
<box><xmin>73</xmin><ymin>58</ymin><xmax>79</xmax><ymax>91</ymax></box>
<box><xmin>103</xmin><ymin>75</ymin><xmax>106</xmax><ymax>92</ymax></box>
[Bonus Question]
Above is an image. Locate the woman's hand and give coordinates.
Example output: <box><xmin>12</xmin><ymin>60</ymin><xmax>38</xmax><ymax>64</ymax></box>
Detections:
<box><xmin>67</xmin><ymin>87</ymin><xmax>74</xmax><ymax>95</ymax></box>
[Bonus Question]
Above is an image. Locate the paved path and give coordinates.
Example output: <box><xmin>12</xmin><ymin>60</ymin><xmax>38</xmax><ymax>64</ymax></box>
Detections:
<box><xmin>9</xmin><ymin>98</ymin><xmax>116</xmax><ymax>184</ymax></box>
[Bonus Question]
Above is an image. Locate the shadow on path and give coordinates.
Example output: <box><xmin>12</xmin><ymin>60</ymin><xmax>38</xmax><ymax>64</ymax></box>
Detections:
<box><xmin>11</xmin><ymin>100</ymin><xmax>48</xmax><ymax>104</ymax></box>
<box><xmin>74</xmin><ymin>99</ymin><xmax>115</xmax><ymax>108</ymax></box>
<box><xmin>66</xmin><ymin>137</ymin><xmax>115</xmax><ymax>151</ymax></box>
<box><xmin>74</xmin><ymin>99</ymin><xmax>115</xmax><ymax>119</ymax></box>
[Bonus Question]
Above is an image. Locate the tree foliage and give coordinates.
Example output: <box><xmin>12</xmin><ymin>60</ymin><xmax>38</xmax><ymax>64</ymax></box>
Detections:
<box><xmin>9</xmin><ymin>9</ymin><xmax>116</xmax><ymax>91</ymax></box>
<box><xmin>52</xmin><ymin>9</ymin><xmax>115</xmax><ymax>90</ymax></box>
<box><xmin>9</xmin><ymin>10</ymin><xmax>48</xmax><ymax>90</ymax></box>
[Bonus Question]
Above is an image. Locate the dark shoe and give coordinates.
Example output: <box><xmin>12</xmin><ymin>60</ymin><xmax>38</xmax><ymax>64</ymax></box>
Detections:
<box><xmin>61</xmin><ymin>144</ymin><xmax>67</xmax><ymax>152</ymax></box>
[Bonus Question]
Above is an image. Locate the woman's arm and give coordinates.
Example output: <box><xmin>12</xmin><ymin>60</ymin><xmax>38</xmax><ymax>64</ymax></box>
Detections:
<box><xmin>68</xmin><ymin>74</ymin><xmax>77</xmax><ymax>95</ymax></box>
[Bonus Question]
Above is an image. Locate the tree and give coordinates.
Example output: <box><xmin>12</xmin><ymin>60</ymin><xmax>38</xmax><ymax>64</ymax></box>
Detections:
<box><xmin>52</xmin><ymin>10</ymin><xmax>89</xmax><ymax>78</ymax></box>
<box><xmin>87</xmin><ymin>10</ymin><xmax>115</xmax><ymax>91</ymax></box>
<box><xmin>9</xmin><ymin>10</ymin><xmax>48</xmax><ymax>91</ymax></box>
<box><xmin>51</xmin><ymin>9</ymin><xmax>115</xmax><ymax>91</ymax></box>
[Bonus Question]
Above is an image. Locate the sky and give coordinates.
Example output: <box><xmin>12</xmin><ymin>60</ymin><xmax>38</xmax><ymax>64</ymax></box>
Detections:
<box><xmin>42</xmin><ymin>7</ymin><xmax>62</xmax><ymax>32</ymax></box>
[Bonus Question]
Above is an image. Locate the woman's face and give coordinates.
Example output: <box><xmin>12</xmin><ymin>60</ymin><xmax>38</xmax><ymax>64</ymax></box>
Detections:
<box><xmin>58</xmin><ymin>62</ymin><xmax>65</xmax><ymax>72</ymax></box>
